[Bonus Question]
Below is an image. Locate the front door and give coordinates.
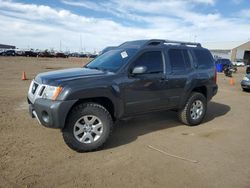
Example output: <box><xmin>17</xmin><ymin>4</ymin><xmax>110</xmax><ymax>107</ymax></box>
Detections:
<box><xmin>123</xmin><ymin>50</ymin><xmax>169</xmax><ymax>115</ymax></box>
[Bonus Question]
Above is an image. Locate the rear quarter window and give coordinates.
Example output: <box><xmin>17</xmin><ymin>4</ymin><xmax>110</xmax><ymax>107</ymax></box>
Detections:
<box><xmin>193</xmin><ymin>49</ymin><xmax>214</xmax><ymax>69</ymax></box>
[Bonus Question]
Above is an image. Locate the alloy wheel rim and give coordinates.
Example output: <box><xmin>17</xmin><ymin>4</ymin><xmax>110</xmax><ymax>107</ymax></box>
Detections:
<box><xmin>73</xmin><ymin>115</ymin><xmax>103</xmax><ymax>144</ymax></box>
<box><xmin>190</xmin><ymin>100</ymin><xmax>204</xmax><ymax>120</ymax></box>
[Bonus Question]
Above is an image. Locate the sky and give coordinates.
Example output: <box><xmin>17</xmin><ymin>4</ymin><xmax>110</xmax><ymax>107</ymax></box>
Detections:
<box><xmin>0</xmin><ymin>0</ymin><xmax>249</xmax><ymax>52</ymax></box>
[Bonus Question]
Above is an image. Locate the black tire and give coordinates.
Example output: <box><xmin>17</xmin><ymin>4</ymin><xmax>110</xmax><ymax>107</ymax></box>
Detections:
<box><xmin>242</xmin><ymin>88</ymin><xmax>250</xmax><ymax>92</ymax></box>
<box><xmin>178</xmin><ymin>92</ymin><xmax>207</xmax><ymax>126</ymax></box>
<box><xmin>62</xmin><ymin>103</ymin><xmax>113</xmax><ymax>152</ymax></box>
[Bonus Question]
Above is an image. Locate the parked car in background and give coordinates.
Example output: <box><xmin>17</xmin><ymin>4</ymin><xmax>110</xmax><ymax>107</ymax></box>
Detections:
<box><xmin>215</xmin><ymin>58</ymin><xmax>237</xmax><ymax>72</ymax></box>
<box><xmin>55</xmin><ymin>52</ymin><xmax>68</xmax><ymax>58</ymax></box>
<box><xmin>232</xmin><ymin>60</ymin><xmax>245</xmax><ymax>67</ymax></box>
<box><xmin>1</xmin><ymin>50</ymin><xmax>16</xmax><ymax>56</ymax></box>
<box><xmin>241</xmin><ymin>74</ymin><xmax>250</xmax><ymax>91</ymax></box>
<box><xmin>246</xmin><ymin>64</ymin><xmax>250</xmax><ymax>74</ymax></box>
<box><xmin>15</xmin><ymin>50</ymin><xmax>25</xmax><ymax>56</ymax></box>
<box><xmin>38</xmin><ymin>51</ymin><xmax>55</xmax><ymax>58</ymax></box>
<box><xmin>68</xmin><ymin>53</ymin><xmax>78</xmax><ymax>57</ymax></box>
<box><xmin>0</xmin><ymin>50</ymin><xmax>4</xmax><ymax>56</ymax></box>
<box><xmin>88</xmin><ymin>54</ymin><xmax>98</xmax><ymax>58</ymax></box>
<box><xmin>79</xmin><ymin>53</ymin><xmax>88</xmax><ymax>58</ymax></box>
<box><xmin>24</xmin><ymin>50</ymin><xmax>38</xmax><ymax>57</ymax></box>
<box><xmin>69</xmin><ymin>52</ymin><xmax>87</xmax><ymax>58</ymax></box>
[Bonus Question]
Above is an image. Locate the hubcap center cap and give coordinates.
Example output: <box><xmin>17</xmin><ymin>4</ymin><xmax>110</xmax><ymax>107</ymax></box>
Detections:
<box><xmin>85</xmin><ymin>126</ymin><xmax>92</xmax><ymax>132</ymax></box>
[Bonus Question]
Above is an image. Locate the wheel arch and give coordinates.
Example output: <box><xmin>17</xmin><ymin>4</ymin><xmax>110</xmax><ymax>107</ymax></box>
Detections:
<box><xmin>66</xmin><ymin>97</ymin><xmax>116</xmax><ymax>124</ymax></box>
<box><xmin>179</xmin><ymin>85</ymin><xmax>207</xmax><ymax>109</ymax></box>
<box><xmin>192</xmin><ymin>86</ymin><xmax>207</xmax><ymax>98</ymax></box>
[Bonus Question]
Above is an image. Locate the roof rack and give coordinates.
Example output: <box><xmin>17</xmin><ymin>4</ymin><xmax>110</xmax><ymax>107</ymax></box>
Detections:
<box><xmin>164</xmin><ymin>40</ymin><xmax>201</xmax><ymax>47</ymax></box>
<box><xmin>144</xmin><ymin>39</ymin><xmax>201</xmax><ymax>47</ymax></box>
<box><xmin>144</xmin><ymin>39</ymin><xmax>165</xmax><ymax>46</ymax></box>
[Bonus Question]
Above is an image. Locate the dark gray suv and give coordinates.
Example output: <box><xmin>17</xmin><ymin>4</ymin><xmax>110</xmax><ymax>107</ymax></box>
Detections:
<box><xmin>28</xmin><ymin>39</ymin><xmax>218</xmax><ymax>152</ymax></box>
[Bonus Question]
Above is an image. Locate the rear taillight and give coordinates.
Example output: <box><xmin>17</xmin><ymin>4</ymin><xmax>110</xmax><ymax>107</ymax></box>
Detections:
<box><xmin>214</xmin><ymin>69</ymin><xmax>217</xmax><ymax>84</ymax></box>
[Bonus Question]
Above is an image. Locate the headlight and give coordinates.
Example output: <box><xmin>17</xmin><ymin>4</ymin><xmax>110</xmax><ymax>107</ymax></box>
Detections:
<box><xmin>243</xmin><ymin>76</ymin><xmax>250</xmax><ymax>81</ymax></box>
<box><xmin>42</xmin><ymin>86</ymin><xmax>62</xmax><ymax>100</ymax></box>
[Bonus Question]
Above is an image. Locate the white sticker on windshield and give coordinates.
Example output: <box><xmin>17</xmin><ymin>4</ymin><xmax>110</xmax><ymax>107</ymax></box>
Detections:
<box><xmin>121</xmin><ymin>51</ymin><xmax>128</xmax><ymax>59</ymax></box>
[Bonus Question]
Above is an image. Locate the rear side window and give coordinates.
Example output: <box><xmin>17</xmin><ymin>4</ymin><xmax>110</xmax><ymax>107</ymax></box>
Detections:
<box><xmin>134</xmin><ymin>51</ymin><xmax>163</xmax><ymax>73</ymax></box>
<box><xmin>221</xmin><ymin>59</ymin><xmax>231</xmax><ymax>65</ymax></box>
<box><xmin>194</xmin><ymin>49</ymin><xmax>214</xmax><ymax>68</ymax></box>
<box><xmin>182</xmin><ymin>50</ymin><xmax>192</xmax><ymax>68</ymax></box>
<box><xmin>168</xmin><ymin>49</ymin><xmax>191</xmax><ymax>71</ymax></box>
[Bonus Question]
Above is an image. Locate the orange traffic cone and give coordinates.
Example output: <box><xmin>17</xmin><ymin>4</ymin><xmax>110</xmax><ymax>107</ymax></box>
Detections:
<box><xmin>229</xmin><ymin>77</ymin><xmax>235</xmax><ymax>86</ymax></box>
<box><xmin>22</xmin><ymin>71</ymin><xmax>27</xmax><ymax>80</ymax></box>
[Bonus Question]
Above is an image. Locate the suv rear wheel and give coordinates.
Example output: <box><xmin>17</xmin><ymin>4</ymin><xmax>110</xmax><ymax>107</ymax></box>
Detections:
<box><xmin>178</xmin><ymin>92</ymin><xmax>207</xmax><ymax>126</ymax></box>
<box><xmin>62</xmin><ymin>103</ymin><xmax>113</xmax><ymax>152</ymax></box>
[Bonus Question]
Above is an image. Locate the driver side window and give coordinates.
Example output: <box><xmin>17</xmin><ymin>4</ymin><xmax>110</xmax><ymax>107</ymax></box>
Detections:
<box><xmin>133</xmin><ymin>51</ymin><xmax>163</xmax><ymax>74</ymax></box>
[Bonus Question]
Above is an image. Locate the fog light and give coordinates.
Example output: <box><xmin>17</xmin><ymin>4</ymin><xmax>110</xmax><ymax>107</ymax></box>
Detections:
<box><xmin>42</xmin><ymin>111</ymin><xmax>49</xmax><ymax>123</ymax></box>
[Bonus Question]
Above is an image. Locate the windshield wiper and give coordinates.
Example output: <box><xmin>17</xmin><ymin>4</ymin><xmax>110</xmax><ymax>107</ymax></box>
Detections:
<box><xmin>86</xmin><ymin>66</ymin><xmax>100</xmax><ymax>70</ymax></box>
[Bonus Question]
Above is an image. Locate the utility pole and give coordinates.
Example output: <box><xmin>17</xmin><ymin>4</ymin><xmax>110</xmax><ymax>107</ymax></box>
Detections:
<box><xmin>80</xmin><ymin>34</ymin><xmax>83</xmax><ymax>53</ymax></box>
<box><xmin>60</xmin><ymin>40</ymin><xmax>62</xmax><ymax>52</ymax></box>
<box><xmin>194</xmin><ymin>35</ymin><xmax>197</xmax><ymax>42</ymax></box>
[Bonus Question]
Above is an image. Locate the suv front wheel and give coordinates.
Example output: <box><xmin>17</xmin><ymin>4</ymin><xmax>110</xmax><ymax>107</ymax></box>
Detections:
<box><xmin>178</xmin><ymin>92</ymin><xmax>207</xmax><ymax>126</ymax></box>
<box><xmin>62</xmin><ymin>103</ymin><xmax>113</xmax><ymax>152</ymax></box>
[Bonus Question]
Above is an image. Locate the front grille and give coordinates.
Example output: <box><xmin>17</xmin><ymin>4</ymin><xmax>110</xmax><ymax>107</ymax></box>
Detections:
<box><xmin>39</xmin><ymin>86</ymin><xmax>45</xmax><ymax>96</ymax></box>
<box><xmin>32</xmin><ymin>82</ymin><xmax>39</xmax><ymax>94</ymax></box>
<box><xmin>28</xmin><ymin>80</ymin><xmax>47</xmax><ymax>104</ymax></box>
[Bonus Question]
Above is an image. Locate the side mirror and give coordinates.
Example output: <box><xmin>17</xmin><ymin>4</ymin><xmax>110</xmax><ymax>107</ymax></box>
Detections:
<box><xmin>132</xmin><ymin>66</ymin><xmax>147</xmax><ymax>75</ymax></box>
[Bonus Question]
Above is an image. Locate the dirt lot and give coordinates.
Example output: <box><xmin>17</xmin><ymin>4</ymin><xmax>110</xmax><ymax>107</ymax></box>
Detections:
<box><xmin>0</xmin><ymin>57</ymin><xmax>250</xmax><ymax>188</ymax></box>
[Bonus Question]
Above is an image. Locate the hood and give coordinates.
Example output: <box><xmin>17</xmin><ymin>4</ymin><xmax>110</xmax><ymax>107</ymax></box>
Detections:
<box><xmin>35</xmin><ymin>67</ymin><xmax>112</xmax><ymax>85</ymax></box>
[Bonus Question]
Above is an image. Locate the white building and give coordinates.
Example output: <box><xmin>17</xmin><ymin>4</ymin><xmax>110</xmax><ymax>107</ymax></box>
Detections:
<box><xmin>203</xmin><ymin>41</ymin><xmax>250</xmax><ymax>64</ymax></box>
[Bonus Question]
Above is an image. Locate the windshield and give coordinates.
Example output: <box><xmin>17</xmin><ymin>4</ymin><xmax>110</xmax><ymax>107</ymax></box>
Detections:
<box><xmin>217</xmin><ymin>59</ymin><xmax>231</xmax><ymax>64</ymax></box>
<box><xmin>222</xmin><ymin>59</ymin><xmax>231</xmax><ymax>64</ymax></box>
<box><xmin>85</xmin><ymin>49</ymin><xmax>137</xmax><ymax>72</ymax></box>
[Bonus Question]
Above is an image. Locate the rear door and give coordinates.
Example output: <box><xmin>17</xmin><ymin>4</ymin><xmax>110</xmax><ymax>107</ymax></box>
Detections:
<box><xmin>165</xmin><ymin>48</ymin><xmax>194</xmax><ymax>107</ymax></box>
<box><xmin>192</xmin><ymin>49</ymin><xmax>215</xmax><ymax>85</ymax></box>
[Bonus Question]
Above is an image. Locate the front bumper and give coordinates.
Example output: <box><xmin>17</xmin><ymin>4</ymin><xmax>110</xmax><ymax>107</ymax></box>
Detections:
<box><xmin>28</xmin><ymin>98</ymin><xmax>77</xmax><ymax>129</ymax></box>
<box><xmin>241</xmin><ymin>80</ymin><xmax>250</xmax><ymax>89</ymax></box>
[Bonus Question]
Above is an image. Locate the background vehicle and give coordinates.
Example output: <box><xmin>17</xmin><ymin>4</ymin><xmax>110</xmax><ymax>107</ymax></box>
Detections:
<box><xmin>232</xmin><ymin>60</ymin><xmax>245</xmax><ymax>67</ymax></box>
<box><xmin>55</xmin><ymin>52</ymin><xmax>68</xmax><ymax>58</ymax></box>
<box><xmin>38</xmin><ymin>50</ymin><xmax>55</xmax><ymax>57</ymax></box>
<box><xmin>88</xmin><ymin>54</ymin><xmax>98</xmax><ymax>58</ymax></box>
<box><xmin>246</xmin><ymin>64</ymin><xmax>250</xmax><ymax>74</ymax></box>
<box><xmin>1</xmin><ymin>50</ymin><xmax>16</xmax><ymax>56</ymax></box>
<box><xmin>215</xmin><ymin>58</ymin><xmax>232</xmax><ymax>67</ymax></box>
<box><xmin>15</xmin><ymin>50</ymin><xmax>25</xmax><ymax>56</ymax></box>
<box><xmin>68</xmin><ymin>52</ymin><xmax>88</xmax><ymax>58</ymax></box>
<box><xmin>241</xmin><ymin>74</ymin><xmax>250</xmax><ymax>91</ymax></box>
<box><xmin>0</xmin><ymin>50</ymin><xmax>4</xmax><ymax>56</ymax></box>
<box><xmin>27</xmin><ymin>39</ymin><xmax>218</xmax><ymax>152</ymax></box>
<box><xmin>24</xmin><ymin>50</ymin><xmax>38</xmax><ymax>57</ymax></box>
<box><xmin>223</xmin><ymin>67</ymin><xmax>233</xmax><ymax>77</ymax></box>
<box><xmin>79</xmin><ymin>53</ymin><xmax>88</xmax><ymax>58</ymax></box>
<box><xmin>215</xmin><ymin>59</ymin><xmax>237</xmax><ymax>74</ymax></box>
